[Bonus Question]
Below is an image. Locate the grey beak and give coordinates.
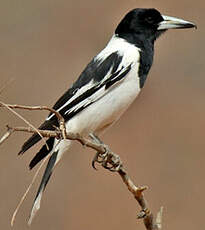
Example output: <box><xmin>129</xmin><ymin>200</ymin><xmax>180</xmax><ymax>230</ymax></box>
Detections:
<box><xmin>158</xmin><ymin>15</ymin><xmax>197</xmax><ymax>30</ymax></box>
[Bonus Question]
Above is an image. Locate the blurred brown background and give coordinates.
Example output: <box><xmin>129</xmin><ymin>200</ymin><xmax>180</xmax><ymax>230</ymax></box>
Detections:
<box><xmin>0</xmin><ymin>0</ymin><xmax>203</xmax><ymax>229</ymax></box>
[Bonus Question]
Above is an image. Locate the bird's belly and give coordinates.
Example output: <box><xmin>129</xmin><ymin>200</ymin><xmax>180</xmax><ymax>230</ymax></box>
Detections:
<box><xmin>66</xmin><ymin>73</ymin><xmax>141</xmax><ymax>136</ymax></box>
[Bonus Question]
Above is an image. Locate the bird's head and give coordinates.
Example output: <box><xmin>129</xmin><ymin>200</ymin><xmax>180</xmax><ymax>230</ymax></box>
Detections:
<box><xmin>115</xmin><ymin>8</ymin><xmax>196</xmax><ymax>43</ymax></box>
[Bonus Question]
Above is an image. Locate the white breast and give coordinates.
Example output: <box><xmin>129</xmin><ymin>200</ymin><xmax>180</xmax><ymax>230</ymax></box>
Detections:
<box><xmin>66</xmin><ymin>35</ymin><xmax>141</xmax><ymax>136</ymax></box>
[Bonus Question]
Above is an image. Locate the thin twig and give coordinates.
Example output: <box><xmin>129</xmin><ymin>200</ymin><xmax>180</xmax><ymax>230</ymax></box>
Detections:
<box><xmin>0</xmin><ymin>104</ymin><xmax>64</xmax><ymax>122</ymax></box>
<box><xmin>0</xmin><ymin>101</ymin><xmax>48</xmax><ymax>149</ymax></box>
<box><xmin>0</xmin><ymin>102</ymin><xmax>163</xmax><ymax>229</ymax></box>
<box><xmin>6</xmin><ymin>126</ymin><xmax>60</xmax><ymax>138</ymax></box>
<box><xmin>11</xmin><ymin>153</ymin><xmax>51</xmax><ymax>226</ymax></box>
<box><xmin>0</xmin><ymin>126</ymin><xmax>14</xmax><ymax>146</ymax></box>
<box><xmin>155</xmin><ymin>207</ymin><xmax>163</xmax><ymax>229</ymax></box>
<box><xmin>4</xmin><ymin>125</ymin><xmax>162</xmax><ymax>229</ymax></box>
<box><xmin>3</xmin><ymin>126</ymin><xmax>105</xmax><ymax>153</ymax></box>
<box><xmin>0</xmin><ymin>103</ymin><xmax>67</xmax><ymax>146</ymax></box>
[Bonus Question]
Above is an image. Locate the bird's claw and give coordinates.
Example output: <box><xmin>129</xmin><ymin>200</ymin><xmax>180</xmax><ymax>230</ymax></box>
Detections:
<box><xmin>92</xmin><ymin>152</ymin><xmax>101</xmax><ymax>170</ymax></box>
<box><xmin>90</xmin><ymin>133</ymin><xmax>122</xmax><ymax>172</ymax></box>
<box><xmin>92</xmin><ymin>148</ymin><xmax>109</xmax><ymax>170</ymax></box>
<box><xmin>102</xmin><ymin>151</ymin><xmax>122</xmax><ymax>172</ymax></box>
<box><xmin>92</xmin><ymin>147</ymin><xmax>122</xmax><ymax>172</ymax></box>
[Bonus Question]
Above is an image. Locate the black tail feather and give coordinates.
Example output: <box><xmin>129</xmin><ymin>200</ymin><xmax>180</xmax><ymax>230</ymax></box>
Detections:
<box><xmin>18</xmin><ymin>120</ymin><xmax>57</xmax><ymax>155</ymax></box>
<box><xmin>18</xmin><ymin>133</ymin><xmax>41</xmax><ymax>155</ymax></box>
<box><xmin>35</xmin><ymin>150</ymin><xmax>58</xmax><ymax>196</ymax></box>
<box><xmin>28</xmin><ymin>150</ymin><xmax>58</xmax><ymax>225</ymax></box>
<box><xmin>29</xmin><ymin>137</ymin><xmax>55</xmax><ymax>170</ymax></box>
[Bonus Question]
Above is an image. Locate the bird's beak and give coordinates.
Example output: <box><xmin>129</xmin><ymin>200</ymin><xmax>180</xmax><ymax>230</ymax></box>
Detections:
<box><xmin>158</xmin><ymin>15</ymin><xmax>197</xmax><ymax>30</ymax></box>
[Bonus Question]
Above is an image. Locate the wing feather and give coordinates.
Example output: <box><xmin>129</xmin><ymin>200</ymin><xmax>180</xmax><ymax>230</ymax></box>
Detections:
<box><xmin>47</xmin><ymin>51</ymin><xmax>132</xmax><ymax>121</ymax></box>
<box><xmin>19</xmin><ymin>51</ymin><xmax>132</xmax><ymax>155</ymax></box>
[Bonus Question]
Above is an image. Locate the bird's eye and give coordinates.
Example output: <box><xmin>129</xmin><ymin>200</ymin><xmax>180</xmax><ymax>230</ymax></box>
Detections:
<box><xmin>145</xmin><ymin>16</ymin><xmax>154</xmax><ymax>24</ymax></box>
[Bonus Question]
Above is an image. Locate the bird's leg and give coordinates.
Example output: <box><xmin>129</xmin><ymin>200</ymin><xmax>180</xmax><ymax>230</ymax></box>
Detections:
<box><xmin>89</xmin><ymin>133</ymin><xmax>108</xmax><ymax>169</ymax></box>
<box><xmin>89</xmin><ymin>133</ymin><xmax>122</xmax><ymax>172</ymax></box>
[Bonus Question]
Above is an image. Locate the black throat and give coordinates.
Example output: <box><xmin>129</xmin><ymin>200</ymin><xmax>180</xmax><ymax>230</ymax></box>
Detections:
<box><xmin>116</xmin><ymin>32</ymin><xmax>155</xmax><ymax>88</ymax></box>
<box><xmin>114</xmin><ymin>8</ymin><xmax>166</xmax><ymax>88</ymax></box>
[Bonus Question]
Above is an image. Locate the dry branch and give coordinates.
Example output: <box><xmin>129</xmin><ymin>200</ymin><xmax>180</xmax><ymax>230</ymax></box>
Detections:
<box><xmin>11</xmin><ymin>153</ymin><xmax>51</xmax><ymax>226</ymax></box>
<box><xmin>0</xmin><ymin>101</ymin><xmax>48</xmax><ymax>148</ymax></box>
<box><xmin>0</xmin><ymin>102</ymin><xmax>163</xmax><ymax>229</ymax></box>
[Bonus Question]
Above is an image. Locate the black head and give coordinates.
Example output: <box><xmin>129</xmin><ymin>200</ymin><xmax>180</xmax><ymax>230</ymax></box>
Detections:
<box><xmin>115</xmin><ymin>8</ymin><xmax>196</xmax><ymax>45</ymax></box>
<box><xmin>115</xmin><ymin>9</ymin><xmax>164</xmax><ymax>43</ymax></box>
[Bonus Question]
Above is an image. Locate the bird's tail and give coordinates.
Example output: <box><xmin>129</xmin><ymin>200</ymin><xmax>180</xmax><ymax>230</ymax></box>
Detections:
<box><xmin>28</xmin><ymin>139</ymin><xmax>71</xmax><ymax>225</ymax></box>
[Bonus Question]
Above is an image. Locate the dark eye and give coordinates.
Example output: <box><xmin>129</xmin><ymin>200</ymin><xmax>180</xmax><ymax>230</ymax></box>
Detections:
<box><xmin>146</xmin><ymin>16</ymin><xmax>154</xmax><ymax>24</ymax></box>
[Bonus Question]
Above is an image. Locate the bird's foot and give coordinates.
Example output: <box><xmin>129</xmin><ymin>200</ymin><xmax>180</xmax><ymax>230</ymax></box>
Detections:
<box><xmin>89</xmin><ymin>133</ymin><xmax>122</xmax><ymax>172</ymax></box>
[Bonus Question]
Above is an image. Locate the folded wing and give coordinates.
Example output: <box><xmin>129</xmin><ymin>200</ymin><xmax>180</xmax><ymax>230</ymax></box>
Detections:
<box><xmin>18</xmin><ymin>51</ymin><xmax>132</xmax><ymax>169</ymax></box>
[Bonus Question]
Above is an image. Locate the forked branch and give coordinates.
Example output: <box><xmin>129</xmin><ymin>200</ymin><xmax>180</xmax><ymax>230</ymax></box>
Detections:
<box><xmin>0</xmin><ymin>102</ymin><xmax>163</xmax><ymax>229</ymax></box>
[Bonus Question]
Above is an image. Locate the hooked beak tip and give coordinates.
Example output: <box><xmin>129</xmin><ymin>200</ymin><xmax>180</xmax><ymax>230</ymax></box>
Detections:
<box><xmin>158</xmin><ymin>15</ymin><xmax>197</xmax><ymax>30</ymax></box>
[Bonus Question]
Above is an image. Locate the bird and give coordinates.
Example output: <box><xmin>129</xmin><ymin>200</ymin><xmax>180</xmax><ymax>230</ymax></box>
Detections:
<box><xmin>18</xmin><ymin>8</ymin><xmax>196</xmax><ymax>224</ymax></box>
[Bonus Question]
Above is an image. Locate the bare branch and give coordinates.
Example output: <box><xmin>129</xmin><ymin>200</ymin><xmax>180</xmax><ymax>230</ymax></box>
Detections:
<box><xmin>6</xmin><ymin>126</ymin><xmax>60</xmax><ymax>138</ymax></box>
<box><xmin>0</xmin><ymin>103</ymin><xmax>64</xmax><ymax>122</ymax></box>
<box><xmin>5</xmin><ymin>125</ymin><xmax>162</xmax><ymax>229</ymax></box>
<box><xmin>155</xmin><ymin>207</ymin><xmax>163</xmax><ymax>229</ymax></box>
<box><xmin>0</xmin><ymin>102</ymin><xmax>67</xmax><ymax>146</ymax></box>
<box><xmin>11</xmin><ymin>153</ymin><xmax>51</xmax><ymax>226</ymax></box>
<box><xmin>0</xmin><ymin>101</ymin><xmax>48</xmax><ymax>149</ymax></box>
<box><xmin>0</xmin><ymin>102</ymin><xmax>163</xmax><ymax>229</ymax></box>
<box><xmin>0</xmin><ymin>126</ymin><xmax>14</xmax><ymax>146</ymax></box>
<box><xmin>3</xmin><ymin>126</ymin><xmax>107</xmax><ymax>153</ymax></box>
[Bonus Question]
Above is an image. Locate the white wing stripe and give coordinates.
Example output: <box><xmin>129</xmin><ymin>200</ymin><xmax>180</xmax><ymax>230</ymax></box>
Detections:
<box><xmin>64</xmin><ymin>66</ymin><xmax>130</xmax><ymax>116</ymax></box>
<box><xmin>46</xmin><ymin>80</ymin><xmax>95</xmax><ymax>121</ymax></box>
<box><xmin>46</xmin><ymin>35</ymin><xmax>140</xmax><ymax>121</ymax></box>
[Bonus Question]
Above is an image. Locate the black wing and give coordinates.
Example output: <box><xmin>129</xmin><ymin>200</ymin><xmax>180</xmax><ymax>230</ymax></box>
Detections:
<box><xmin>18</xmin><ymin>51</ymin><xmax>132</xmax><ymax>158</ymax></box>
